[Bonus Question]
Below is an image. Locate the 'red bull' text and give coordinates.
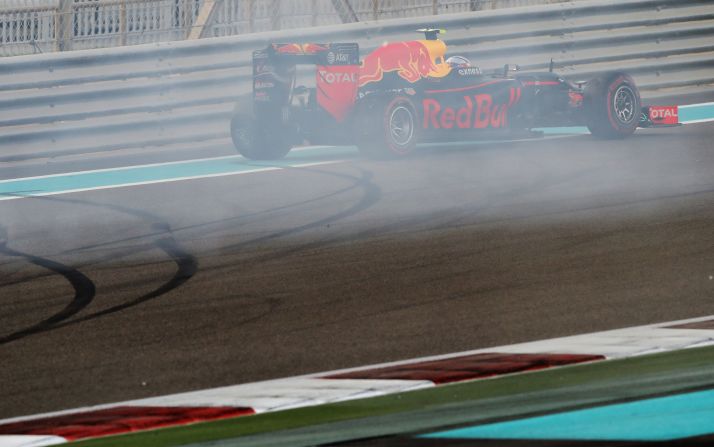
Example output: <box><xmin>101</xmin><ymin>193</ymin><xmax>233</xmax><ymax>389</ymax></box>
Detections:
<box><xmin>423</xmin><ymin>94</ymin><xmax>513</xmax><ymax>129</ymax></box>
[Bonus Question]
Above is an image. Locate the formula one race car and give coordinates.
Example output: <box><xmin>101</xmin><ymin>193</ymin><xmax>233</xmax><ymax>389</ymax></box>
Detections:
<box><xmin>230</xmin><ymin>30</ymin><xmax>678</xmax><ymax>159</ymax></box>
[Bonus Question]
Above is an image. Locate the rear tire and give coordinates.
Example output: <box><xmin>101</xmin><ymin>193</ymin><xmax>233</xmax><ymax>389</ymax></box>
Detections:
<box><xmin>231</xmin><ymin>113</ymin><xmax>292</xmax><ymax>160</ymax></box>
<box><xmin>356</xmin><ymin>96</ymin><xmax>419</xmax><ymax>158</ymax></box>
<box><xmin>584</xmin><ymin>72</ymin><xmax>641</xmax><ymax>139</ymax></box>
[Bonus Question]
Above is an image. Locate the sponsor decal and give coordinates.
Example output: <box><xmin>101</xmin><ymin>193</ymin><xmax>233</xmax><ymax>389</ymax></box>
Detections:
<box><xmin>327</xmin><ymin>51</ymin><xmax>349</xmax><ymax>64</ymax></box>
<box><xmin>253</xmin><ymin>91</ymin><xmax>269</xmax><ymax>101</ymax></box>
<box><xmin>359</xmin><ymin>40</ymin><xmax>448</xmax><ymax>87</ymax></box>
<box><xmin>254</xmin><ymin>80</ymin><xmax>275</xmax><ymax>89</ymax></box>
<box><xmin>422</xmin><ymin>88</ymin><xmax>521</xmax><ymax>129</ymax></box>
<box><xmin>458</xmin><ymin>68</ymin><xmax>480</xmax><ymax>76</ymax></box>
<box><xmin>568</xmin><ymin>91</ymin><xmax>584</xmax><ymax>107</ymax></box>
<box><xmin>316</xmin><ymin>65</ymin><xmax>359</xmax><ymax>122</ymax></box>
<box><xmin>255</xmin><ymin>63</ymin><xmax>273</xmax><ymax>74</ymax></box>
<box><xmin>648</xmin><ymin>105</ymin><xmax>678</xmax><ymax>124</ymax></box>
<box><xmin>318</xmin><ymin>70</ymin><xmax>357</xmax><ymax>84</ymax></box>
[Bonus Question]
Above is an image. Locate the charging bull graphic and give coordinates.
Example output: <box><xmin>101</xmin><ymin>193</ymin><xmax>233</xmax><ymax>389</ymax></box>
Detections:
<box><xmin>359</xmin><ymin>40</ymin><xmax>451</xmax><ymax>87</ymax></box>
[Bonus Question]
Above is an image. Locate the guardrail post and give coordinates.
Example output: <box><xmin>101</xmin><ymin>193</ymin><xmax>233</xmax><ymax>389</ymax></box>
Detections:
<box><xmin>247</xmin><ymin>0</ymin><xmax>255</xmax><ymax>33</ymax></box>
<box><xmin>188</xmin><ymin>0</ymin><xmax>219</xmax><ymax>39</ymax></box>
<box><xmin>119</xmin><ymin>0</ymin><xmax>127</xmax><ymax>46</ymax></box>
<box><xmin>332</xmin><ymin>0</ymin><xmax>359</xmax><ymax>23</ymax></box>
<box><xmin>270</xmin><ymin>0</ymin><xmax>281</xmax><ymax>30</ymax></box>
<box><xmin>54</xmin><ymin>4</ymin><xmax>61</xmax><ymax>51</ymax></box>
<box><xmin>183</xmin><ymin>0</ymin><xmax>192</xmax><ymax>36</ymax></box>
<box><xmin>57</xmin><ymin>0</ymin><xmax>73</xmax><ymax>52</ymax></box>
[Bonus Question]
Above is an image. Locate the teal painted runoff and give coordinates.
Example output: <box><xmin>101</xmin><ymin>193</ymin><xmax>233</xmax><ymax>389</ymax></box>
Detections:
<box><xmin>421</xmin><ymin>388</ymin><xmax>714</xmax><ymax>441</ymax></box>
<box><xmin>0</xmin><ymin>146</ymin><xmax>352</xmax><ymax>199</ymax></box>
<box><xmin>679</xmin><ymin>102</ymin><xmax>714</xmax><ymax>123</ymax></box>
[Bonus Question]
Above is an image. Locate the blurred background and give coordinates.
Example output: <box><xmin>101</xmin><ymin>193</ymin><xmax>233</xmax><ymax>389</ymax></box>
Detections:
<box><xmin>0</xmin><ymin>0</ymin><xmax>569</xmax><ymax>56</ymax></box>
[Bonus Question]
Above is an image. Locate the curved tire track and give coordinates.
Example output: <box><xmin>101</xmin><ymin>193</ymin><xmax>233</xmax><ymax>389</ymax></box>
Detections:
<box><xmin>0</xmin><ymin>238</ymin><xmax>96</xmax><ymax>345</ymax></box>
<box><xmin>55</xmin><ymin>235</ymin><xmax>198</xmax><ymax>328</ymax></box>
<box><xmin>0</xmin><ymin>198</ymin><xmax>199</xmax><ymax>342</ymax></box>
<box><xmin>0</xmin><ymin>166</ymin><xmax>375</xmax><ymax>343</ymax></box>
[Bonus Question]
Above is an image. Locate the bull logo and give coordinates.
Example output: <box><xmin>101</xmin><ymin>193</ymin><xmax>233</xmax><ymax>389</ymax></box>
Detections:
<box><xmin>359</xmin><ymin>40</ymin><xmax>450</xmax><ymax>87</ymax></box>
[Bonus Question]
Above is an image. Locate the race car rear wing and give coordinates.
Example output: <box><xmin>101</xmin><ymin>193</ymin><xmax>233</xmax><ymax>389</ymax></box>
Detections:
<box><xmin>639</xmin><ymin>105</ymin><xmax>680</xmax><ymax>128</ymax></box>
<box><xmin>252</xmin><ymin>43</ymin><xmax>360</xmax><ymax>122</ymax></box>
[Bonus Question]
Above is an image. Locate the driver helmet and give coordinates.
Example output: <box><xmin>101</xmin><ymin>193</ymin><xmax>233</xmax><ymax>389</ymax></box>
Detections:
<box><xmin>446</xmin><ymin>56</ymin><xmax>471</xmax><ymax>68</ymax></box>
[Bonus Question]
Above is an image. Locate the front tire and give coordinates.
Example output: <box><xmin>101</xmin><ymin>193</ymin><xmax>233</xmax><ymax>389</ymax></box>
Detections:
<box><xmin>584</xmin><ymin>72</ymin><xmax>641</xmax><ymax>139</ymax></box>
<box><xmin>356</xmin><ymin>96</ymin><xmax>419</xmax><ymax>158</ymax></box>
<box><xmin>230</xmin><ymin>113</ymin><xmax>292</xmax><ymax>160</ymax></box>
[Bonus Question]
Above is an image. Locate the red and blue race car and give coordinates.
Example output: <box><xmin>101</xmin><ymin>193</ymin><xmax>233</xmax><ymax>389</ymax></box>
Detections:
<box><xmin>230</xmin><ymin>30</ymin><xmax>678</xmax><ymax>159</ymax></box>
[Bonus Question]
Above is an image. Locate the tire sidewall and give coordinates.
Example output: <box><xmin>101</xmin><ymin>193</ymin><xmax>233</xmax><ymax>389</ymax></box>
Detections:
<box><xmin>230</xmin><ymin>114</ymin><xmax>257</xmax><ymax>157</ymax></box>
<box><xmin>604</xmin><ymin>74</ymin><xmax>640</xmax><ymax>133</ymax></box>
<box><xmin>231</xmin><ymin>114</ymin><xmax>292</xmax><ymax>160</ymax></box>
<box><xmin>585</xmin><ymin>72</ymin><xmax>641</xmax><ymax>139</ymax></box>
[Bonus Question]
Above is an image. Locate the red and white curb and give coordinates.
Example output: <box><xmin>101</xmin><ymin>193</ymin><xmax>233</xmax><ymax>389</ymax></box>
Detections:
<box><xmin>3</xmin><ymin>315</ymin><xmax>714</xmax><ymax>446</ymax></box>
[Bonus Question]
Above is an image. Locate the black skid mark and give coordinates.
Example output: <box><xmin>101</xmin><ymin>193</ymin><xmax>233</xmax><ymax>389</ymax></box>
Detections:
<box><xmin>62</xmin><ymin>166</ymin><xmax>381</xmax><ymax>275</ymax></box>
<box><xmin>0</xmin><ymin>240</ymin><xmax>96</xmax><ymax>345</ymax></box>
<box><xmin>1</xmin><ymin>164</ymin><xmax>376</xmax><ymax>337</ymax></box>
<box><xmin>221</xmin><ymin>167</ymin><xmax>382</xmax><ymax>254</ymax></box>
<box><xmin>210</xmin><ymin>295</ymin><xmax>282</xmax><ymax>327</ymax></box>
<box><xmin>0</xmin><ymin>196</ymin><xmax>199</xmax><ymax>338</ymax></box>
<box><xmin>63</xmin><ymin>168</ymin><xmax>379</xmax><ymax>257</ymax></box>
<box><xmin>0</xmin><ymin>242</ymin><xmax>159</xmax><ymax>290</ymax></box>
<box><xmin>54</xmin><ymin>235</ymin><xmax>198</xmax><ymax>328</ymax></box>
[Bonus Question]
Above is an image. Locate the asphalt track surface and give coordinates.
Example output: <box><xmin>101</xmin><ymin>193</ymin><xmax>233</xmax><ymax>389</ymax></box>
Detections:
<box><xmin>1</xmin><ymin>121</ymin><xmax>713</xmax><ymax>419</ymax></box>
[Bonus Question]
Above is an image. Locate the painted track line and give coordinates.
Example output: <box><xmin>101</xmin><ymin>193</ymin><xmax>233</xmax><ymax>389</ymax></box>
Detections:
<box><xmin>0</xmin><ymin>154</ymin><xmax>246</xmax><ymax>184</ymax></box>
<box><xmin>0</xmin><ymin>160</ymin><xmax>344</xmax><ymax>202</ymax></box>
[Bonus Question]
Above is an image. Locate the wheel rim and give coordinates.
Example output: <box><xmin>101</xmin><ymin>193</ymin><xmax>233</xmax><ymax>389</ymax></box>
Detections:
<box><xmin>232</xmin><ymin>126</ymin><xmax>253</xmax><ymax>150</ymax></box>
<box><xmin>389</xmin><ymin>105</ymin><xmax>414</xmax><ymax>146</ymax></box>
<box><xmin>613</xmin><ymin>85</ymin><xmax>636</xmax><ymax>124</ymax></box>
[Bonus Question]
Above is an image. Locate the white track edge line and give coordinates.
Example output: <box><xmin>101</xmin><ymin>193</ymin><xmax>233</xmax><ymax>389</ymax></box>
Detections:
<box><xmin>2</xmin><ymin>314</ymin><xmax>713</xmax><ymax>425</ymax></box>
<box><xmin>0</xmin><ymin>160</ymin><xmax>343</xmax><ymax>202</ymax></box>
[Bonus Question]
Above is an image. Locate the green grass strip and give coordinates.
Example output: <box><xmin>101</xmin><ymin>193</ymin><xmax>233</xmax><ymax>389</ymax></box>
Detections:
<box><xmin>73</xmin><ymin>344</ymin><xmax>714</xmax><ymax>447</ymax></box>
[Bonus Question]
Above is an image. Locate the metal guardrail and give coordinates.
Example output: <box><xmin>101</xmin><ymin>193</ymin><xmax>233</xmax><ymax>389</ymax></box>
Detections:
<box><xmin>0</xmin><ymin>0</ymin><xmax>202</xmax><ymax>56</ymax></box>
<box><xmin>0</xmin><ymin>0</ymin><xmax>568</xmax><ymax>56</ymax></box>
<box><xmin>0</xmin><ymin>0</ymin><xmax>712</xmax><ymax>161</ymax></box>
